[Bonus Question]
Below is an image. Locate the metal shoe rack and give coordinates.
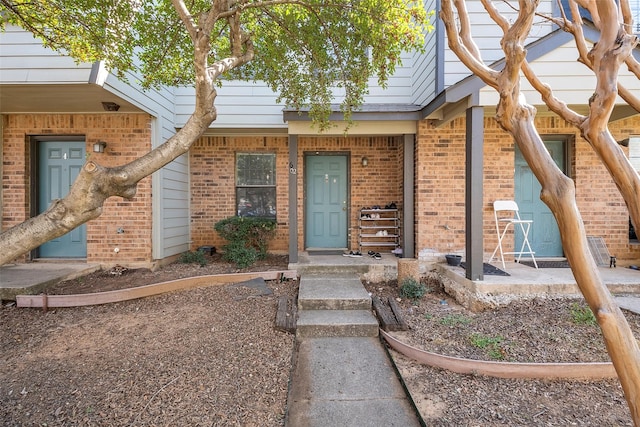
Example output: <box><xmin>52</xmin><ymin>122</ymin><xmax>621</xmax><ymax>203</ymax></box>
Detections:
<box><xmin>358</xmin><ymin>208</ymin><xmax>400</xmax><ymax>252</ymax></box>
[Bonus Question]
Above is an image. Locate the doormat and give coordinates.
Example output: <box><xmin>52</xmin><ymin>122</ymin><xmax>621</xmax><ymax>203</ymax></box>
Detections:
<box><xmin>460</xmin><ymin>262</ymin><xmax>510</xmax><ymax>276</ymax></box>
<box><xmin>307</xmin><ymin>250</ymin><xmax>345</xmax><ymax>256</ymax></box>
<box><xmin>519</xmin><ymin>260</ymin><xmax>570</xmax><ymax>268</ymax></box>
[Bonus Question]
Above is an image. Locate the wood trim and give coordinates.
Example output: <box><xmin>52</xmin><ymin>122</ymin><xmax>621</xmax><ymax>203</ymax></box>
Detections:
<box><xmin>16</xmin><ymin>270</ymin><xmax>298</xmax><ymax>308</ymax></box>
<box><xmin>380</xmin><ymin>329</ymin><xmax>617</xmax><ymax>380</ymax></box>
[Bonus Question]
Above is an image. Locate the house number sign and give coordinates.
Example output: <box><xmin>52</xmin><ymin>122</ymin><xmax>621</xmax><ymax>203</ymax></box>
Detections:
<box><xmin>289</xmin><ymin>162</ymin><xmax>297</xmax><ymax>175</ymax></box>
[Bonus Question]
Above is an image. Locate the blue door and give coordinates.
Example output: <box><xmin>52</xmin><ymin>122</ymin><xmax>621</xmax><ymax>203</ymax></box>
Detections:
<box><xmin>304</xmin><ymin>155</ymin><xmax>348</xmax><ymax>249</ymax></box>
<box><xmin>38</xmin><ymin>141</ymin><xmax>87</xmax><ymax>258</ymax></box>
<box><xmin>515</xmin><ymin>141</ymin><xmax>565</xmax><ymax>257</ymax></box>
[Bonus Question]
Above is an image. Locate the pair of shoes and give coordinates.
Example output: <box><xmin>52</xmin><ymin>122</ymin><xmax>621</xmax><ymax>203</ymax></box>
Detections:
<box><xmin>361</xmin><ymin>206</ymin><xmax>371</xmax><ymax>211</ymax></box>
<box><xmin>375</xmin><ymin>230</ymin><xmax>388</xmax><ymax>236</ymax></box>
<box><xmin>343</xmin><ymin>251</ymin><xmax>363</xmax><ymax>257</ymax></box>
<box><xmin>385</xmin><ymin>202</ymin><xmax>397</xmax><ymax>209</ymax></box>
<box><xmin>370</xmin><ymin>213</ymin><xmax>380</xmax><ymax>219</ymax></box>
<box><xmin>371</xmin><ymin>205</ymin><xmax>381</xmax><ymax>210</ymax></box>
<box><xmin>391</xmin><ymin>247</ymin><xmax>403</xmax><ymax>255</ymax></box>
<box><xmin>361</xmin><ymin>214</ymin><xmax>371</xmax><ymax>219</ymax></box>
<box><xmin>369</xmin><ymin>251</ymin><xmax>382</xmax><ymax>260</ymax></box>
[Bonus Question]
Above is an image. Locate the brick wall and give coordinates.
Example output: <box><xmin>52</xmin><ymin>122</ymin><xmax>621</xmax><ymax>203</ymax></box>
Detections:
<box><xmin>416</xmin><ymin>114</ymin><xmax>640</xmax><ymax>262</ymax></box>
<box><xmin>2</xmin><ymin>114</ymin><xmax>153</xmax><ymax>266</ymax></box>
<box><xmin>189</xmin><ymin>136</ymin><xmax>290</xmax><ymax>253</ymax></box>
<box><xmin>190</xmin><ymin>135</ymin><xmax>403</xmax><ymax>254</ymax></box>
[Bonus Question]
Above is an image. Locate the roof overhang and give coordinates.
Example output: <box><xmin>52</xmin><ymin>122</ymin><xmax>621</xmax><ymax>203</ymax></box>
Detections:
<box><xmin>422</xmin><ymin>26</ymin><xmax>640</xmax><ymax>127</ymax></box>
<box><xmin>0</xmin><ymin>83</ymin><xmax>143</xmax><ymax>114</ymax></box>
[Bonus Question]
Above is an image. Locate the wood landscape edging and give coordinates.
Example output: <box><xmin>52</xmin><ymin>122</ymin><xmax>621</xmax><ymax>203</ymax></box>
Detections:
<box><xmin>380</xmin><ymin>329</ymin><xmax>617</xmax><ymax>380</ymax></box>
<box><xmin>16</xmin><ymin>270</ymin><xmax>298</xmax><ymax>309</ymax></box>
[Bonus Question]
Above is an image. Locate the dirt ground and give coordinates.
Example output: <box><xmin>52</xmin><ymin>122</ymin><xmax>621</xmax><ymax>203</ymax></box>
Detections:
<box><xmin>2</xmin><ymin>254</ymin><xmax>640</xmax><ymax>426</ymax></box>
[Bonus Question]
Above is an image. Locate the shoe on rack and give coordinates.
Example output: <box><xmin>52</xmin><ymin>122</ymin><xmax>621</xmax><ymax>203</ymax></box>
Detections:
<box><xmin>382</xmin><ymin>230</ymin><xmax>388</xmax><ymax>236</ymax></box>
<box><xmin>376</xmin><ymin>230</ymin><xmax>383</xmax><ymax>236</ymax></box>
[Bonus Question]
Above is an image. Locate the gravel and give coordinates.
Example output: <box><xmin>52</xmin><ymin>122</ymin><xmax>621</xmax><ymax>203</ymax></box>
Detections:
<box><xmin>2</xmin><ymin>258</ymin><xmax>639</xmax><ymax>426</ymax></box>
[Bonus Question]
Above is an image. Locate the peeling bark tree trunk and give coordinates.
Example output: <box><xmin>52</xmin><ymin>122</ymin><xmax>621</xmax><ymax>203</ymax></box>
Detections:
<box><xmin>442</xmin><ymin>0</ymin><xmax>640</xmax><ymax>423</ymax></box>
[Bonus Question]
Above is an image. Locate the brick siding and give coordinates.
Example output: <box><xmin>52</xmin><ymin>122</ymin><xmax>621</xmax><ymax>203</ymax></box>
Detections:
<box><xmin>2</xmin><ymin>114</ymin><xmax>153</xmax><ymax>266</ymax></box>
<box><xmin>416</xmin><ymin>115</ymin><xmax>640</xmax><ymax>261</ymax></box>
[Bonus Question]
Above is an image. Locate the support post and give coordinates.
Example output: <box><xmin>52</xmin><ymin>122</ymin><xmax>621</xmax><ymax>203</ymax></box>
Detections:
<box><xmin>288</xmin><ymin>135</ymin><xmax>299</xmax><ymax>263</ymax></box>
<box><xmin>465</xmin><ymin>106</ymin><xmax>484</xmax><ymax>280</ymax></box>
<box><xmin>403</xmin><ymin>134</ymin><xmax>415</xmax><ymax>259</ymax></box>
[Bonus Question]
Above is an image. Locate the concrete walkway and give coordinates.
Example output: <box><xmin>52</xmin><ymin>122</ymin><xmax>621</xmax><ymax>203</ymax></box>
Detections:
<box><xmin>0</xmin><ymin>262</ymin><xmax>99</xmax><ymax>300</ymax></box>
<box><xmin>285</xmin><ymin>273</ymin><xmax>421</xmax><ymax>427</ymax></box>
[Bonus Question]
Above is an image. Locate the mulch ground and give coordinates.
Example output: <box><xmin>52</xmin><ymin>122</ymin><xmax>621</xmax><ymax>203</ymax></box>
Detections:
<box><xmin>2</xmin><ymin>256</ymin><xmax>639</xmax><ymax>426</ymax></box>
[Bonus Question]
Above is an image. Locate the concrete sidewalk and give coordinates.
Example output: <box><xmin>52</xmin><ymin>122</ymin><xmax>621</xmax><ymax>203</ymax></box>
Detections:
<box><xmin>0</xmin><ymin>262</ymin><xmax>99</xmax><ymax>300</ymax></box>
<box><xmin>286</xmin><ymin>336</ymin><xmax>420</xmax><ymax>427</ymax></box>
<box><xmin>285</xmin><ymin>273</ymin><xmax>421</xmax><ymax>426</ymax></box>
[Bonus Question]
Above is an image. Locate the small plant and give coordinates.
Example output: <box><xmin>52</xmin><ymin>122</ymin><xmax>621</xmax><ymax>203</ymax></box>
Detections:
<box><xmin>569</xmin><ymin>302</ymin><xmax>597</xmax><ymax>326</ymax></box>
<box><xmin>469</xmin><ymin>333</ymin><xmax>505</xmax><ymax>360</ymax></box>
<box><xmin>222</xmin><ymin>240</ymin><xmax>258</xmax><ymax>268</ymax></box>
<box><xmin>399</xmin><ymin>278</ymin><xmax>427</xmax><ymax>302</ymax></box>
<box><xmin>440</xmin><ymin>314</ymin><xmax>472</xmax><ymax>327</ymax></box>
<box><xmin>179</xmin><ymin>250</ymin><xmax>208</xmax><ymax>267</ymax></box>
<box><xmin>214</xmin><ymin>216</ymin><xmax>276</xmax><ymax>268</ymax></box>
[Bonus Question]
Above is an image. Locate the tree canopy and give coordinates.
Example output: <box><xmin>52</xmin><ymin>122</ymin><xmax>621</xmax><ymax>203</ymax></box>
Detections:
<box><xmin>1</xmin><ymin>0</ymin><xmax>431</xmax><ymax>125</ymax></box>
<box><xmin>0</xmin><ymin>0</ymin><xmax>432</xmax><ymax>264</ymax></box>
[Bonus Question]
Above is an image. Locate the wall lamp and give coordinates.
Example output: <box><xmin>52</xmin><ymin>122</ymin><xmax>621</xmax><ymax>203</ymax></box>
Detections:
<box><xmin>361</xmin><ymin>156</ymin><xmax>369</xmax><ymax>167</ymax></box>
<box><xmin>93</xmin><ymin>141</ymin><xmax>107</xmax><ymax>153</ymax></box>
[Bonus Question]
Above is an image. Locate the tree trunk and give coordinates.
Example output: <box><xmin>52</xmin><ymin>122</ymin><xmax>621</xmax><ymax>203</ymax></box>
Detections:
<box><xmin>441</xmin><ymin>1</ymin><xmax>640</xmax><ymax>422</ymax></box>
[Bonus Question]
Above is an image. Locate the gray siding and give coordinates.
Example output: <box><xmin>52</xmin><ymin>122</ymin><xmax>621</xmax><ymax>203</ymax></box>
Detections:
<box><xmin>174</xmin><ymin>55</ymin><xmax>416</xmax><ymax>128</ymax></box>
<box><xmin>443</xmin><ymin>1</ymin><xmax>554</xmax><ymax>87</ymax></box>
<box><xmin>0</xmin><ymin>25</ymin><xmax>93</xmax><ymax>83</ymax></box>
<box><xmin>411</xmin><ymin>0</ymin><xmax>438</xmax><ymax>105</ymax></box>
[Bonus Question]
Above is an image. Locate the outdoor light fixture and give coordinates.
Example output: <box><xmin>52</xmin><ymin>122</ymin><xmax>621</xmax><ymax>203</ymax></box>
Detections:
<box><xmin>101</xmin><ymin>101</ymin><xmax>120</xmax><ymax>111</ymax></box>
<box><xmin>361</xmin><ymin>157</ymin><xmax>369</xmax><ymax>166</ymax></box>
<box><xmin>93</xmin><ymin>141</ymin><xmax>107</xmax><ymax>153</ymax></box>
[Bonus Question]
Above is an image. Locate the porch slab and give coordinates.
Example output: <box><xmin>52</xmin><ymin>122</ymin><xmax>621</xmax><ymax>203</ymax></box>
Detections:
<box><xmin>0</xmin><ymin>262</ymin><xmax>100</xmax><ymax>301</ymax></box>
<box><xmin>289</xmin><ymin>252</ymin><xmax>407</xmax><ymax>282</ymax></box>
<box><xmin>438</xmin><ymin>261</ymin><xmax>640</xmax><ymax>311</ymax></box>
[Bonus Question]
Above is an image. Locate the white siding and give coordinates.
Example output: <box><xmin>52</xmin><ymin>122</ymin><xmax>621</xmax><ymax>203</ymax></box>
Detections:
<box><xmin>443</xmin><ymin>1</ymin><xmax>555</xmax><ymax>88</ymax></box>
<box><xmin>0</xmin><ymin>25</ymin><xmax>94</xmax><ymax>83</ymax></box>
<box><xmin>478</xmin><ymin>39</ymin><xmax>640</xmax><ymax>107</ymax></box>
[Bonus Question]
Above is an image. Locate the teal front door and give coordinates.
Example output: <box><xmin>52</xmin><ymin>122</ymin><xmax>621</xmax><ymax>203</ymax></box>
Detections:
<box><xmin>515</xmin><ymin>140</ymin><xmax>565</xmax><ymax>258</ymax></box>
<box><xmin>38</xmin><ymin>141</ymin><xmax>87</xmax><ymax>258</ymax></box>
<box><xmin>304</xmin><ymin>155</ymin><xmax>348</xmax><ymax>249</ymax></box>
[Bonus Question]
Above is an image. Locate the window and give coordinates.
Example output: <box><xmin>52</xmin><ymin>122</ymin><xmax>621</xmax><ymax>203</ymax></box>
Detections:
<box><xmin>236</xmin><ymin>153</ymin><xmax>276</xmax><ymax>219</ymax></box>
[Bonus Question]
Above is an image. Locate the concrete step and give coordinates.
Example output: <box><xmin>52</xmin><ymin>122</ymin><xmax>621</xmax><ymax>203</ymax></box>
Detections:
<box><xmin>298</xmin><ymin>274</ymin><xmax>371</xmax><ymax>311</ymax></box>
<box><xmin>296</xmin><ymin>310</ymin><xmax>379</xmax><ymax>338</ymax></box>
<box><xmin>294</xmin><ymin>263</ymin><xmax>371</xmax><ymax>276</ymax></box>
